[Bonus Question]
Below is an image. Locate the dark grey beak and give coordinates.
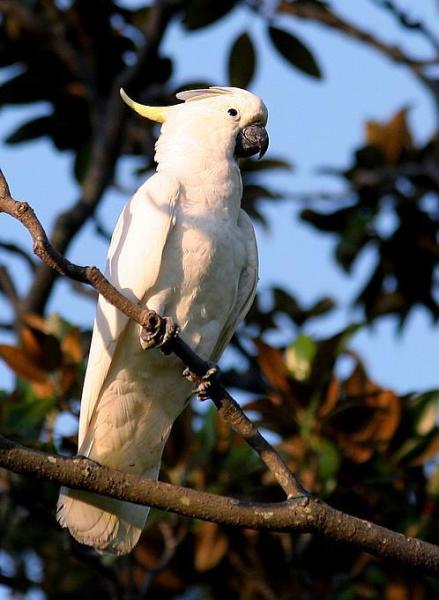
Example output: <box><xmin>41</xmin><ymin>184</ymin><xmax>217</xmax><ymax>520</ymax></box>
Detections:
<box><xmin>235</xmin><ymin>123</ymin><xmax>269</xmax><ymax>159</ymax></box>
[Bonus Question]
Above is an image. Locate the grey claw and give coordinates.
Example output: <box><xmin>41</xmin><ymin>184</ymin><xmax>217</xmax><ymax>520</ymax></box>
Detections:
<box><xmin>159</xmin><ymin>318</ymin><xmax>180</xmax><ymax>355</ymax></box>
<box><xmin>183</xmin><ymin>364</ymin><xmax>220</xmax><ymax>400</ymax></box>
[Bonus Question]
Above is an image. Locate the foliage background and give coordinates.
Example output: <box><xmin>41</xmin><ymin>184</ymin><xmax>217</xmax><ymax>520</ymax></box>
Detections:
<box><xmin>0</xmin><ymin>0</ymin><xmax>438</xmax><ymax>598</ymax></box>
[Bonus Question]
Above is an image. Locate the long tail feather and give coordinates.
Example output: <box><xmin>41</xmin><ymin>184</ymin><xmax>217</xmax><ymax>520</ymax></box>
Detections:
<box><xmin>57</xmin><ymin>487</ymin><xmax>149</xmax><ymax>555</ymax></box>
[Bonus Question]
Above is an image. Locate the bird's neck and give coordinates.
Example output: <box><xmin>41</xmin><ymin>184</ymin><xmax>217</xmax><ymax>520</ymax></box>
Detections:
<box><xmin>156</xmin><ymin>139</ymin><xmax>243</xmax><ymax>217</ymax></box>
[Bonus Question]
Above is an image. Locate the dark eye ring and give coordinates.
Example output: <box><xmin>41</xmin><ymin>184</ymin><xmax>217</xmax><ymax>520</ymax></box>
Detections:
<box><xmin>228</xmin><ymin>108</ymin><xmax>238</xmax><ymax>117</ymax></box>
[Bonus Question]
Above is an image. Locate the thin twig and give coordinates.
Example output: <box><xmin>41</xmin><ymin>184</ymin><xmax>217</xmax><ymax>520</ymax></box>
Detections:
<box><xmin>0</xmin><ymin>264</ymin><xmax>19</xmax><ymax>307</ymax></box>
<box><xmin>372</xmin><ymin>0</ymin><xmax>439</xmax><ymax>55</ymax></box>
<box><xmin>0</xmin><ymin>241</ymin><xmax>36</xmax><ymax>272</ymax></box>
<box><xmin>277</xmin><ymin>1</ymin><xmax>438</xmax><ymax>68</ymax></box>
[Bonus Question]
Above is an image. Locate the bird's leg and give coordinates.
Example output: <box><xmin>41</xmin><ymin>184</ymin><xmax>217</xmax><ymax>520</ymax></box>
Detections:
<box><xmin>140</xmin><ymin>312</ymin><xmax>179</xmax><ymax>353</ymax></box>
<box><xmin>183</xmin><ymin>364</ymin><xmax>220</xmax><ymax>401</ymax></box>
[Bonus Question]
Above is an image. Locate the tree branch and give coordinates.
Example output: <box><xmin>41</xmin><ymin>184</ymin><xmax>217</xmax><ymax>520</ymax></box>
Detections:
<box><xmin>0</xmin><ymin>168</ymin><xmax>303</xmax><ymax>499</ymax></box>
<box><xmin>0</xmin><ymin>264</ymin><xmax>19</xmax><ymax>307</ymax></box>
<box><xmin>276</xmin><ymin>1</ymin><xmax>438</xmax><ymax>72</ymax></box>
<box><xmin>1</xmin><ymin>168</ymin><xmax>438</xmax><ymax>572</ymax></box>
<box><xmin>0</xmin><ymin>435</ymin><xmax>437</xmax><ymax>574</ymax></box>
<box><xmin>0</xmin><ymin>240</ymin><xmax>36</xmax><ymax>272</ymax></box>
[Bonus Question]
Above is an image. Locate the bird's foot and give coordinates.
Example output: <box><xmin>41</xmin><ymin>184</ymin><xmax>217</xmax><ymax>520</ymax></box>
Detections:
<box><xmin>140</xmin><ymin>314</ymin><xmax>179</xmax><ymax>353</ymax></box>
<box><xmin>183</xmin><ymin>364</ymin><xmax>220</xmax><ymax>401</ymax></box>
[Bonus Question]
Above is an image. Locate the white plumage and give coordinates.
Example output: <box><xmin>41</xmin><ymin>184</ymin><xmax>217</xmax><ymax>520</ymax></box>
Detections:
<box><xmin>57</xmin><ymin>87</ymin><xmax>268</xmax><ymax>554</ymax></box>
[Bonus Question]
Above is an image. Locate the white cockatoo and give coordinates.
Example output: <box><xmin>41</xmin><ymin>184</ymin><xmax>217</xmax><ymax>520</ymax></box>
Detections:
<box><xmin>57</xmin><ymin>86</ymin><xmax>268</xmax><ymax>555</ymax></box>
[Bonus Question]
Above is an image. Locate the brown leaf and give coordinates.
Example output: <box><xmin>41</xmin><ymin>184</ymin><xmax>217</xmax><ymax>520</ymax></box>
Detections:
<box><xmin>61</xmin><ymin>327</ymin><xmax>83</xmax><ymax>364</ymax></box>
<box><xmin>365</xmin><ymin>108</ymin><xmax>413</xmax><ymax>164</ymax></box>
<box><xmin>60</xmin><ymin>365</ymin><xmax>78</xmax><ymax>395</ymax></box>
<box><xmin>335</xmin><ymin>364</ymin><xmax>401</xmax><ymax>463</ymax></box>
<box><xmin>385</xmin><ymin>581</ymin><xmax>411</xmax><ymax>600</ymax></box>
<box><xmin>0</xmin><ymin>344</ymin><xmax>49</xmax><ymax>383</ymax></box>
<box><xmin>194</xmin><ymin>522</ymin><xmax>228</xmax><ymax>572</ymax></box>
<box><xmin>20</xmin><ymin>326</ymin><xmax>62</xmax><ymax>371</ymax></box>
<box><xmin>255</xmin><ymin>340</ymin><xmax>290</xmax><ymax>395</ymax></box>
<box><xmin>20</xmin><ymin>327</ymin><xmax>43</xmax><ymax>362</ymax></box>
<box><xmin>22</xmin><ymin>312</ymin><xmax>47</xmax><ymax>332</ymax></box>
<box><xmin>318</xmin><ymin>376</ymin><xmax>340</xmax><ymax>419</ymax></box>
<box><xmin>31</xmin><ymin>380</ymin><xmax>55</xmax><ymax>399</ymax></box>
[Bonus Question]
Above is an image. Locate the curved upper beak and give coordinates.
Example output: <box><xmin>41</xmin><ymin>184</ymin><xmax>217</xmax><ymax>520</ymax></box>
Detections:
<box><xmin>235</xmin><ymin>123</ymin><xmax>269</xmax><ymax>160</ymax></box>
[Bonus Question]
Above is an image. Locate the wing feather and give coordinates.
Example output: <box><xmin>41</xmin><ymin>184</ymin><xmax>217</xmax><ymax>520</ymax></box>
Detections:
<box><xmin>210</xmin><ymin>210</ymin><xmax>258</xmax><ymax>362</ymax></box>
<box><xmin>78</xmin><ymin>172</ymin><xmax>180</xmax><ymax>447</ymax></box>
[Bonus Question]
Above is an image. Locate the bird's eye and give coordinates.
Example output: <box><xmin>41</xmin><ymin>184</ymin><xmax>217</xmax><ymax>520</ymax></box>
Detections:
<box><xmin>227</xmin><ymin>108</ymin><xmax>239</xmax><ymax>118</ymax></box>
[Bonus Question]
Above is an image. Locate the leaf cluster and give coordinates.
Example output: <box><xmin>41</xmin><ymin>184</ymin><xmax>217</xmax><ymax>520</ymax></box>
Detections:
<box><xmin>0</xmin><ymin>315</ymin><xmax>438</xmax><ymax>598</ymax></box>
<box><xmin>301</xmin><ymin>109</ymin><xmax>439</xmax><ymax>324</ymax></box>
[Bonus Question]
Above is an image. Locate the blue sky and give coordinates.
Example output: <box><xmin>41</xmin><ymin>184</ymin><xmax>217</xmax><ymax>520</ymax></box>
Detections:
<box><xmin>1</xmin><ymin>0</ymin><xmax>439</xmax><ymax>399</ymax></box>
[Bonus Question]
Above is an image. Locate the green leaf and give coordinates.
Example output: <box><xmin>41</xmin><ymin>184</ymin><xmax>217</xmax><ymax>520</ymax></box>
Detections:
<box><xmin>222</xmin><ymin>444</ymin><xmax>262</xmax><ymax>483</ymax></box>
<box><xmin>73</xmin><ymin>143</ymin><xmax>91</xmax><ymax>184</ymax></box>
<box><xmin>183</xmin><ymin>0</ymin><xmax>237</xmax><ymax>31</ymax></box>
<box><xmin>2</xmin><ymin>384</ymin><xmax>57</xmax><ymax>438</ymax></box>
<box><xmin>268</xmin><ymin>26</ymin><xmax>322</xmax><ymax>79</ymax></box>
<box><xmin>242</xmin><ymin>184</ymin><xmax>282</xmax><ymax>202</ymax></box>
<box><xmin>428</xmin><ymin>466</ymin><xmax>439</xmax><ymax>498</ymax></box>
<box><xmin>410</xmin><ymin>391</ymin><xmax>439</xmax><ymax>435</ymax></box>
<box><xmin>241</xmin><ymin>157</ymin><xmax>292</xmax><ymax>173</ymax></box>
<box><xmin>0</xmin><ymin>70</ymin><xmax>48</xmax><ymax>105</ymax></box>
<box><xmin>189</xmin><ymin>407</ymin><xmax>218</xmax><ymax>468</ymax></box>
<box><xmin>310</xmin><ymin>323</ymin><xmax>363</xmax><ymax>385</ymax></box>
<box><xmin>228</xmin><ymin>32</ymin><xmax>256</xmax><ymax>88</ymax></box>
<box><xmin>286</xmin><ymin>334</ymin><xmax>317</xmax><ymax>381</ymax></box>
<box><xmin>316</xmin><ymin>438</ymin><xmax>341</xmax><ymax>484</ymax></box>
<box><xmin>5</xmin><ymin>116</ymin><xmax>54</xmax><ymax>145</ymax></box>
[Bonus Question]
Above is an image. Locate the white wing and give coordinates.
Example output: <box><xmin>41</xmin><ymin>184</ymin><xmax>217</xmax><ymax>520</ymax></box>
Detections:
<box><xmin>210</xmin><ymin>209</ymin><xmax>258</xmax><ymax>362</ymax></box>
<box><xmin>78</xmin><ymin>172</ymin><xmax>180</xmax><ymax>448</ymax></box>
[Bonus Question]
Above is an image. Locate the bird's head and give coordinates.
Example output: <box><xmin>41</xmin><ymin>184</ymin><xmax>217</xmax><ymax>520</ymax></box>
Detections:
<box><xmin>120</xmin><ymin>87</ymin><xmax>269</xmax><ymax>166</ymax></box>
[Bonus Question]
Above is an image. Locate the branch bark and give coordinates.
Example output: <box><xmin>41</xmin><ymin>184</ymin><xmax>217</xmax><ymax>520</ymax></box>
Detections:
<box><xmin>0</xmin><ymin>168</ymin><xmax>438</xmax><ymax>573</ymax></box>
<box><xmin>276</xmin><ymin>1</ymin><xmax>438</xmax><ymax>71</ymax></box>
<box><xmin>0</xmin><ymin>435</ymin><xmax>437</xmax><ymax>574</ymax></box>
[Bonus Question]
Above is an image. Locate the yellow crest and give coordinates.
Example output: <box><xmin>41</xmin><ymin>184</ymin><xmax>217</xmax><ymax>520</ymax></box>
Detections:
<box><xmin>120</xmin><ymin>88</ymin><xmax>169</xmax><ymax>123</ymax></box>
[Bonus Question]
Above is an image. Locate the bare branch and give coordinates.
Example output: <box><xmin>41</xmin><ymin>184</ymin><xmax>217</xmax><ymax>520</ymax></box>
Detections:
<box><xmin>0</xmin><ymin>264</ymin><xmax>19</xmax><ymax>307</ymax></box>
<box><xmin>0</xmin><ymin>435</ymin><xmax>437</xmax><ymax>574</ymax></box>
<box><xmin>372</xmin><ymin>0</ymin><xmax>439</xmax><ymax>55</ymax></box>
<box><xmin>0</xmin><ymin>240</ymin><xmax>36</xmax><ymax>272</ymax></box>
<box><xmin>276</xmin><ymin>1</ymin><xmax>438</xmax><ymax>71</ymax></box>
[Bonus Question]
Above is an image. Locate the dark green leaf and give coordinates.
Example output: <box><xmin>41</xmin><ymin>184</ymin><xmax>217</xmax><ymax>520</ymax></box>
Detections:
<box><xmin>5</xmin><ymin>116</ymin><xmax>54</xmax><ymax>145</ymax></box>
<box><xmin>228</xmin><ymin>32</ymin><xmax>256</xmax><ymax>88</ymax></box>
<box><xmin>310</xmin><ymin>323</ymin><xmax>363</xmax><ymax>386</ymax></box>
<box><xmin>241</xmin><ymin>157</ymin><xmax>292</xmax><ymax>173</ymax></box>
<box><xmin>301</xmin><ymin>206</ymin><xmax>355</xmax><ymax>233</ymax></box>
<box><xmin>315</xmin><ymin>438</ymin><xmax>341</xmax><ymax>486</ymax></box>
<box><xmin>268</xmin><ymin>26</ymin><xmax>322</xmax><ymax>79</ymax></box>
<box><xmin>243</xmin><ymin>184</ymin><xmax>282</xmax><ymax>201</ymax></box>
<box><xmin>73</xmin><ymin>143</ymin><xmax>91</xmax><ymax>184</ymax></box>
<box><xmin>0</xmin><ymin>70</ymin><xmax>48</xmax><ymax>105</ymax></box>
<box><xmin>183</xmin><ymin>0</ymin><xmax>237</xmax><ymax>31</ymax></box>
